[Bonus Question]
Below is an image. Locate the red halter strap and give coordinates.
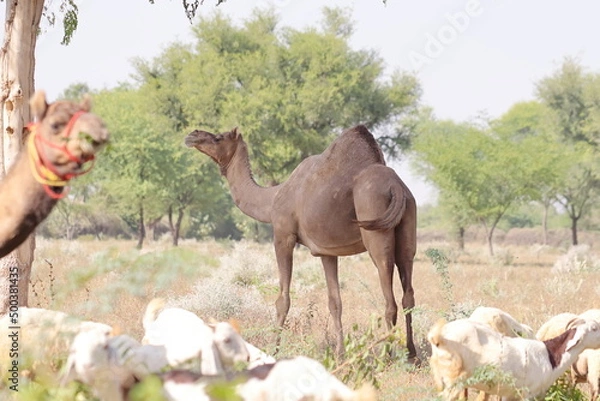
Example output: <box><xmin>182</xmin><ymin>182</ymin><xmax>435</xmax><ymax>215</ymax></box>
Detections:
<box><xmin>31</xmin><ymin>110</ymin><xmax>96</xmax><ymax>181</ymax></box>
<box><xmin>27</xmin><ymin>110</ymin><xmax>96</xmax><ymax>199</ymax></box>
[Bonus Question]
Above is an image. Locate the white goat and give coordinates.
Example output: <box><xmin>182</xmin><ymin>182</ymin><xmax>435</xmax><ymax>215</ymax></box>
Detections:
<box><xmin>161</xmin><ymin>356</ymin><xmax>376</xmax><ymax>401</ymax></box>
<box><xmin>465</xmin><ymin>306</ymin><xmax>535</xmax><ymax>401</ymax></box>
<box><xmin>536</xmin><ymin>312</ymin><xmax>578</xmax><ymax>341</ymax></box>
<box><xmin>62</xmin><ymin>331</ymin><xmax>172</xmax><ymax>400</ymax></box>
<box><xmin>0</xmin><ymin>307</ymin><xmax>112</xmax><ymax>373</ymax></box>
<box><xmin>469</xmin><ymin>306</ymin><xmax>535</xmax><ymax>339</ymax></box>
<box><xmin>142</xmin><ymin>298</ymin><xmax>249</xmax><ymax>374</ymax></box>
<box><xmin>62</xmin><ymin>329</ymin><xmax>132</xmax><ymax>401</ymax></box>
<box><xmin>537</xmin><ymin>309</ymin><xmax>600</xmax><ymax>401</ymax></box>
<box><xmin>108</xmin><ymin>334</ymin><xmax>170</xmax><ymax>378</ymax></box>
<box><xmin>238</xmin><ymin>356</ymin><xmax>376</xmax><ymax>401</ymax></box>
<box><xmin>428</xmin><ymin>317</ymin><xmax>600</xmax><ymax>401</ymax></box>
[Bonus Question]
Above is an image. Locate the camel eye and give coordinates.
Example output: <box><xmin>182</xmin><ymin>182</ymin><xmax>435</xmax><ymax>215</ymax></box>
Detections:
<box><xmin>51</xmin><ymin>122</ymin><xmax>61</xmax><ymax>130</ymax></box>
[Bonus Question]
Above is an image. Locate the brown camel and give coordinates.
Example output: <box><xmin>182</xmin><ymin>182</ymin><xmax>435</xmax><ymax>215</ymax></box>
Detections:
<box><xmin>185</xmin><ymin>125</ymin><xmax>417</xmax><ymax>358</ymax></box>
<box><xmin>0</xmin><ymin>91</ymin><xmax>109</xmax><ymax>258</ymax></box>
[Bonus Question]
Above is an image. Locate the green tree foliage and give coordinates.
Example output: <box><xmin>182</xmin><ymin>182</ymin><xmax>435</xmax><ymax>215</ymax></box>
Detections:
<box><xmin>176</xmin><ymin>8</ymin><xmax>419</xmax><ymax>183</ymax></box>
<box><xmin>412</xmin><ymin>116</ymin><xmax>556</xmax><ymax>256</ymax></box>
<box><xmin>125</xmin><ymin>7</ymin><xmax>419</xmax><ymax>240</ymax></box>
<box><xmin>536</xmin><ymin>58</ymin><xmax>600</xmax><ymax>245</ymax></box>
<box><xmin>91</xmin><ymin>87</ymin><xmax>174</xmax><ymax>248</ymax></box>
<box><xmin>47</xmin><ymin>7</ymin><xmax>418</xmax><ymax>244</ymax></box>
<box><xmin>491</xmin><ymin>101</ymin><xmax>568</xmax><ymax>245</ymax></box>
<box><xmin>132</xmin><ymin>44</ymin><xmax>238</xmax><ymax>244</ymax></box>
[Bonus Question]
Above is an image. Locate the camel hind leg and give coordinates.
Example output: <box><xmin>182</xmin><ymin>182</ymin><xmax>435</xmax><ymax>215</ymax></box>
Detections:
<box><xmin>360</xmin><ymin>229</ymin><xmax>398</xmax><ymax>331</ymax></box>
<box><xmin>354</xmin><ymin>165</ymin><xmax>417</xmax><ymax>360</ymax></box>
<box><xmin>395</xmin><ymin>195</ymin><xmax>417</xmax><ymax>360</ymax></box>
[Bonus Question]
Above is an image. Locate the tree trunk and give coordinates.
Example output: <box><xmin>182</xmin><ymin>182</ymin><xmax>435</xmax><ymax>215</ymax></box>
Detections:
<box><xmin>167</xmin><ymin>205</ymin><xmax>184</xmax><ymax>246</ymax></box>
<box><xmin>542</xmin><ymin>201</ymin><xmax>549</xmax><ymax>246</ymax></box>
<box><xmin>0</xmin><ymin>0</ymin><xmax>45</xmax><ymax>314</ymax></box>
<box><xmin>486</xmin><ymin>230</ymin><xmax>494</xmax><ymax>257</ymax></box>
<box><xmin>481</xmin><ymin>217</ymin><xmax>497</xmax><ymax>257</ymax></box>
<box><xmin>146</xmin><ymin>216</ymin><xmax>162</xmax><ymax>242</ymax></box>
<box><xmin>453</xmin><ymin>225</ymin><xmax>465</xmax><ymax>251</ymax></box>
<box><xmin>136</xmin><ymin>203</ymin><xmax>145</xmax><ymax>249</ymax></box>
<box><xmin>173</xmin><ymin>208</ymin><xmax>184</xmax><ymax>247</ymax></box>
<box><xmin>571</xmin><ymin>215</ymin><xmax>579</xmax><ymax>246</ymax></box>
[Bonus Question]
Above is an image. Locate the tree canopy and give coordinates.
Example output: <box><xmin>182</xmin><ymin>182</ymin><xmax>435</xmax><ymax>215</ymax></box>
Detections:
<box><xmin>53</xmin><ymin>7</ymin><xmax>420</xmax><ymax>245</ymax></box>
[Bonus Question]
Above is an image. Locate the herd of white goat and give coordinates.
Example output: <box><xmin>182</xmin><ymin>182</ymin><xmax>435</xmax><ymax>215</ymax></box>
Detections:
<box><xmin>0</xmin><ymin>299</ymin><xmax>375</xmax><ymax>401</ymax></box>
<box><xmin>428</xmin><ymin>306</ymin><xmax>600</xmax><ymax>401</ymax></box>
<box><xmin>1</xmin><ymin>303</ymin><xmax>599</xmax><ymax>400</ymax></box>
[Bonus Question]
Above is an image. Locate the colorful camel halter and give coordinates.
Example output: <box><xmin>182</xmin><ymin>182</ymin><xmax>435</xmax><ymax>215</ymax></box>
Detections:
<box><xmin>27</xmin><ymin>110</ymin><xmax>96</xmax><ymax>200</ymax></box>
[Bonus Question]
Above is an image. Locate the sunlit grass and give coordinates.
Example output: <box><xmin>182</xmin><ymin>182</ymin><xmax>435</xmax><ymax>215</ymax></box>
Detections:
<box><xmin>2</xmin><ymin>235</ymin><xmax>599</xmax><ymax>400</ymax></box>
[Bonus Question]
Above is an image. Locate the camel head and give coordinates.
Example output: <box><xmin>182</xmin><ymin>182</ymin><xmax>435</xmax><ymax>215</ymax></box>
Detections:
<box><xmin>29</xmin><ymin>90</ymin><xmax>110</xmax><ymax>178</ymax></box>
<box><xmin>185</xmin><ymin>127</ymin><xmax>242</xmax><ymax>170</ymax></box>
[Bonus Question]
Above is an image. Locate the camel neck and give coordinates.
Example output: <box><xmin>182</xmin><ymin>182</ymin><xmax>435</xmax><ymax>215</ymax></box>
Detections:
<box><xmin>0</xmin><ymin>150</ymin><xmax>57</xmax><ymax>257</ymax></box>
<box><xmin>224</xmin><ymin>143</ymin><xmax>278</xmax><ymax>224</ymax></box>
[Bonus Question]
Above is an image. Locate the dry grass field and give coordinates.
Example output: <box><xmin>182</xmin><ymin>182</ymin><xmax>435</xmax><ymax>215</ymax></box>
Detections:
<box><xmin>4</xmin><ymin>232</ymin><xmax>600</xmax><ymax>400</ymax></box>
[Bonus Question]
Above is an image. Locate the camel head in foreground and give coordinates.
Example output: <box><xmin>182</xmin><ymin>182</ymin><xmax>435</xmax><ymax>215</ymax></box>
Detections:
<box><xmin>0</xmin><ymin>91</ymin><xmax>109</xmax><ymax>258</ymax></box>
<box><xmin>29</xmin><ymin>90</ymin><xmax>109</xmax><ymax>180</ymax></box>
<box><xmin>185</xmin><ymin>125</ymin><xmax>417</xmax><ymax>361</ymax></box>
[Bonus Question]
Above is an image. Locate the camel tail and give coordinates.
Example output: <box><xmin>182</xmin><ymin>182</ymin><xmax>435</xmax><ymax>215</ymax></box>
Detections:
<box><xmin>356</xmin><ymin>184</ymin><xmax>407</xmax><ymax>231</ymax></box>
<box><xmin>143</xmin><ymin>297</ymin><xmax>166</xmax><ymax>331</ymax></box>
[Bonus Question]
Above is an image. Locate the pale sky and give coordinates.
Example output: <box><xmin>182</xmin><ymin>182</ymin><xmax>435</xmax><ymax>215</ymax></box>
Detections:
<box><xmin>4</xmin><ymin>0</ymin><xmax>600</xmax><ymax>205</ymax></box>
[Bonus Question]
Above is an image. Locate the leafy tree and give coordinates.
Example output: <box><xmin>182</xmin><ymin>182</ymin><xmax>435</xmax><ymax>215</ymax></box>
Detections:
<box><xmin>179</xmin><ymin>8</ymin><xmax>420</xmax><ymax>184</ymax></box>
<box><xmin>536</xmin><ymin>58</ymin><xmax>600</xmax><ymax>245</ymax></box>
<box><xmin>90</xmin><ymin>87</ymin><xmax>174</xmax><ymax>248</ymax></box>
<box><xmin>412</xmin><ymin>117</ymin><xmax>554</xmax><ymax>256</ymax></box>
<box><xmin>133</xmin><ymin>8</ymin><xmax>420</xmax><ymax>238</ymax></box>
<box><xmin>133</xmin><ymin>43</ymin><xmax>244</xmax><ymax>244</ymax></box>
<box><xmin>0</xmin><ymin>0</ymin><xmax>219</xmax><ymax>312</ymax></box>
<box><xmin>491</xmin><ymin>101</ymin><xmax>567</xmax><ymax>245</ymax></box>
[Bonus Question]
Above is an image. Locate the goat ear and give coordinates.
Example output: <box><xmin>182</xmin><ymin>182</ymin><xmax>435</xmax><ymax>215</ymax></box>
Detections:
<box><xmin>110</xmin><ymin>325</ymin><xmax>121</xmax><ymax>337</ymax></box>
<box><xmin>566</xmin><ymin>318</ymin><xmax>585</xmax><ymax>330</ymax></box>
<box><xmin>60</xmin><ymin>354</ymin><xmax>77</xmax><ymax>387</ymax></box>
<box><xmin>565</xmin><ymin>325</ymin><xmax>586</xmax><ymax>352</ymax></box>
<box><xmin>207</xmin><ymin>317</ymin><xmax>218</xmax><ymax>331</ymax></box>
<box><xmin>30</xmin><ymin>90</ymin><xmax>49</xmax><ymax>122</ymax></box>
<box><xmin>80</xmin><ymin>93</ymin><xmax>92</xmax><ymax>112</ymax></box>
<box><xmin>228</xmin><ymin>318</ymin><xmax>241</xmax><ymax>334</ymax></box>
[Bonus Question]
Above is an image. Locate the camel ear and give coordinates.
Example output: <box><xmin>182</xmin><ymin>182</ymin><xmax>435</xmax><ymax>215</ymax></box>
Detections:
<box><xmin>80</xmin><ymin>93</ymin><xmax>92</xmax><ymax>112</ymax></box>
<box><xmin>231</xmin><ymin>127</ymin><xmax>240</xmax><ymax>139</ymax></box>
<box><xmin>30</xmin><ymin>90</ymin><xmax>49</xmax><ymax>121</ymax></box>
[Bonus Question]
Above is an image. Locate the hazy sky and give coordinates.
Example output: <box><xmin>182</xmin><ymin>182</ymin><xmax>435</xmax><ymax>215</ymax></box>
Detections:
<box><xmin>4</xmin><ymin>0</ymin><xmax>600</xmax><ymax>205</ymax></box>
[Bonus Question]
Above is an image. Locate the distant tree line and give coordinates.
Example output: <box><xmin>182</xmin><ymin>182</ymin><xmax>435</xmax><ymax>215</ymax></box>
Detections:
<box><xmin>39</xmin><ymin>10</ymin><xmax>600</xmax><ymax>256</ymax></box>
<box><xmin>412</xmin><ymin>58</ymin><xmax>600</xmax><ymax>255</ymax></box>
<box><xmin>40</xmin><ymin>8</ymin><xmax>420</xmax><ymax>248</ymax></box>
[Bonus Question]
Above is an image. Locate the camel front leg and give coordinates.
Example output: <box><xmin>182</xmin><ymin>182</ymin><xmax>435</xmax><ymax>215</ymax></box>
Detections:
<box><xmin>321</xmin><ymin>255</ymin><xmax>344</xmax><ymax>357</ymax></box>
<box><xmin>273</xmin><ymin>234</ymin><xmax>295</xmax><ymax>350</ymax></box>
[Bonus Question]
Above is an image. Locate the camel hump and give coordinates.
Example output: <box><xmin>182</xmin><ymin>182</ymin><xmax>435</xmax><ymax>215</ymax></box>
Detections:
<box><xmin>324</xmin><ymin>125</ymin><xmax>386</xmax><ymax>167</ymax></box>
